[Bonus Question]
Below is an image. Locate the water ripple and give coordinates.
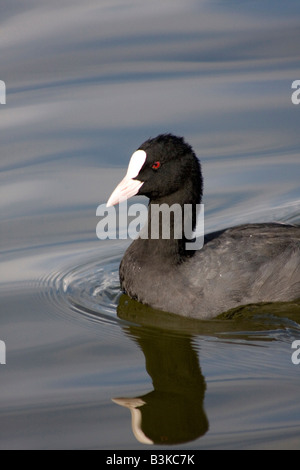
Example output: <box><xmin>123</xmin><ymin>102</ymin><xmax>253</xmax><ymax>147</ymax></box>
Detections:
<box><xmin>40</xmin><ymin>250</ymin><xmax>125</xmax><ymax>331</ymax></box>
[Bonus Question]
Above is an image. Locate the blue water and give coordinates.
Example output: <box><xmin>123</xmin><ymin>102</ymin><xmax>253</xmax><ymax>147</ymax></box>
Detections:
<box><xmin>1</xmin><ymin>0</ymin><xmax>300</xmax><ymax>449</ymax></box>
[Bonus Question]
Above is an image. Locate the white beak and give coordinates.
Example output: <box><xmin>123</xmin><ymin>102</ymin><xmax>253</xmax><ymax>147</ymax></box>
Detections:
<box><xmin>106</xmin><ymin>150</ymin><xmax>146</xmax><ymax>207</ymax></box>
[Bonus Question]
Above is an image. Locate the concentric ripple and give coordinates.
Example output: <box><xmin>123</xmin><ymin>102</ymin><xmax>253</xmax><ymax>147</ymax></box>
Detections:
<box><xmin>41</xmin><ymin>249</ymin><xmax>126</xmax><ymax>329</ymax></box>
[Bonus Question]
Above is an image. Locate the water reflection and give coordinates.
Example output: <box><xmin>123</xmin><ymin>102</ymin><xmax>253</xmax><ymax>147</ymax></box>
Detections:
<box><xmin>114</xmin><ymin>298</ymin><xmax>208</xmax><ymax>445</ymax></box>
<box><xmin>113</xmin><ymin>294</ymin><xmax>300</xmax><ymax>445</ymax></box>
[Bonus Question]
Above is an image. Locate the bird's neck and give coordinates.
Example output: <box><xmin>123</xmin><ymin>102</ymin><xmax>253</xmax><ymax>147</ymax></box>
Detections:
<box><xmin>138</xmin><ymin>186</ymin><xmax>201</xmax><ymax>263</ymax></box>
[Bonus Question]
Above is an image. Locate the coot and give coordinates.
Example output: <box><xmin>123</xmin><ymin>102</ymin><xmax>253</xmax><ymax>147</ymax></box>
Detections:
<box><xmin>107</xmin><ymin>134</ymin><xmax>300</xmax><ymax>318</ymax></box>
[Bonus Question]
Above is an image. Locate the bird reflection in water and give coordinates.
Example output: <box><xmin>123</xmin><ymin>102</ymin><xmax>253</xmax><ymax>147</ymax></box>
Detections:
<box><xmin>112</xmin><ymin>295</ymin><xmax>209</xmax><ymax>446</ymax></box>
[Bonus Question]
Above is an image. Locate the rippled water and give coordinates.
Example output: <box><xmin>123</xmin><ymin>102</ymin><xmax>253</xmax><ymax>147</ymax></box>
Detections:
<box><xmin>1</xmin><ymin>0</ymin><xmax>300</xmax><ymax>450</ymax></box>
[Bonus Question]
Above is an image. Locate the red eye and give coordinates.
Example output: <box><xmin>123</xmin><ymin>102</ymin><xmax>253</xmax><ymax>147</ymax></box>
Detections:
<box><xmin>152</xmin><ymin>161</ymin><xmax>161</xmax><ymax>170</ymax></box>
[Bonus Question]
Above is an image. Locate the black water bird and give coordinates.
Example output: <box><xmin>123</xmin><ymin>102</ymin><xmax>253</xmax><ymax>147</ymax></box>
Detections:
<box><xmin>107</xmin><ymin>134</ymin><xmax>300</xmax><ymax>318</ymax></box>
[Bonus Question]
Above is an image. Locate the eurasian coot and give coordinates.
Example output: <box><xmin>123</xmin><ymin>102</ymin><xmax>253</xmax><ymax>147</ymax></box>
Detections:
<box><xmin>107</xmin><ymin>134</ymin><xmax>300</xmax><ymax>318</ymax></box>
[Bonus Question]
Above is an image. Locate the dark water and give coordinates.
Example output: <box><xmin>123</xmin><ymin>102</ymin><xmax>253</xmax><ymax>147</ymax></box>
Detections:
<box><xmin>1</xmin><ymin>0</ymin><xmax>300</xmax><ymax>449</ymax></box>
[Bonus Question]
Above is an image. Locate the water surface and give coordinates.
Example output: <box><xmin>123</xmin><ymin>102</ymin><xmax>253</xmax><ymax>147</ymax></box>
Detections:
<box><xmin>1</xmin><ymin>0</ymin><xmax>300</xmax><ymax>450</ymax></box>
